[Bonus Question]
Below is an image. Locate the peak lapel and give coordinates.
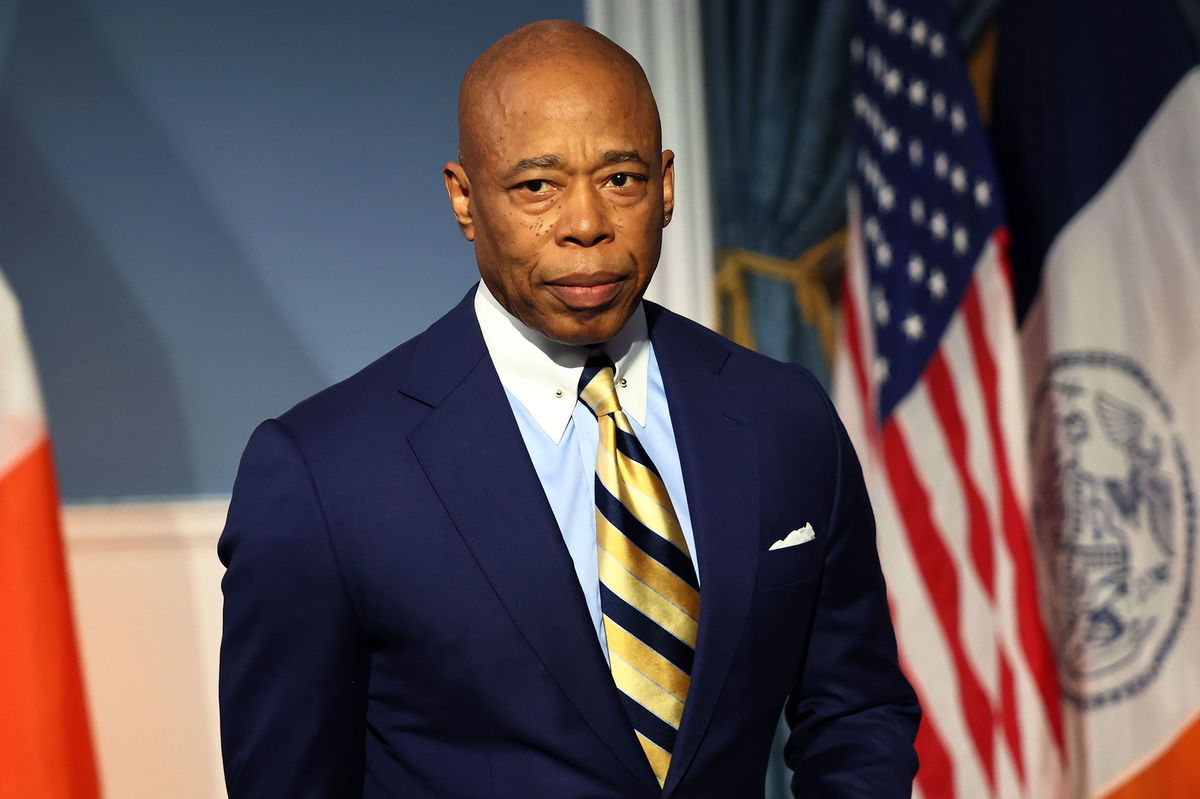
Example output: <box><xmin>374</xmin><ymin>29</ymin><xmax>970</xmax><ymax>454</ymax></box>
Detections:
<box><xmin>402</xmin><ymin>292</ymin><xmax>659</xmax><ymax>793</ymax></box>
<box><xmin>646</xmin><ymin>308</ymin><xmax>760</xmax><ymax>797</ymax></box>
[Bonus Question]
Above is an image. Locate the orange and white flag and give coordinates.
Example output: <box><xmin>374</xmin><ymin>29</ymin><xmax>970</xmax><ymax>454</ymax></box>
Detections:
<box><xmin>0</xmin><ymin>270</ymin><xmax>100</xmax><ymax>797</ymax></box>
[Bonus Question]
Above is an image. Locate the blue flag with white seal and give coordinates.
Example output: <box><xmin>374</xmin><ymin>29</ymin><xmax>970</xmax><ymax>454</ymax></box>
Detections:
<box><xmin>992</xmin><ymin>1</ymin><xmax>1200</xmax><ymax>796</ymax></box>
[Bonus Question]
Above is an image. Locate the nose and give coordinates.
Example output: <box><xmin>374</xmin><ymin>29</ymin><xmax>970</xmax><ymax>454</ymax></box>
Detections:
<box><xmin>555</xmin><ymin>183</ymin><xmax>614</xmax><ymax>248</ymax></box>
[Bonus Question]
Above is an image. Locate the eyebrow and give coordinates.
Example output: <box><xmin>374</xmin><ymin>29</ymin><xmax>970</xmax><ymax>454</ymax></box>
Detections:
<box><xmin>501</xmin><ymin>150</ymin><xmax>651</xmax><ymax>181</ymax></box>
<box><xmin>503</xmin><ymin>154</ymin><xmax>564</xmax><ymax>181</ymax></box>
<box><xmin>600</xmin><ymin>150</ymin><xmax>650</xmax><ymax>169</ymax></box>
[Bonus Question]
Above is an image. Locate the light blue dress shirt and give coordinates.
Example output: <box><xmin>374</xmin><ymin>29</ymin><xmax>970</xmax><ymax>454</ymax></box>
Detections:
<box><xmin>474</xmin><ymin>284</ymin><xmax>698</xmax><ymax>658</ymax></box>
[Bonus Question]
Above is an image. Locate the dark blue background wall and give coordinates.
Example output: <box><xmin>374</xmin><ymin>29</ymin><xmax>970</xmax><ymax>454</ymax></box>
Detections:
<box><xmin>0</xmin><ymin>0</ymin><xmax>583</xmax><ymax>501</ymax></box>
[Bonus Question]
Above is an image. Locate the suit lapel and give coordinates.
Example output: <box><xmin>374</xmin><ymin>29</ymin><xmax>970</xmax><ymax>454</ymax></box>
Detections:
<box><xmin>647</xmin><ymin>307</ymin><xmax>760</xmax><ymax>797</ymax></box>
<box><xmin>401</xmin><ymin>291</ymin><xmax>659</xmax><ymax>793</ymax></box>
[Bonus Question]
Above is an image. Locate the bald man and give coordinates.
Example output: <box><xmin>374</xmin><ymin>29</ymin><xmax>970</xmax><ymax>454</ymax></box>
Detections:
<box><xmin>219</xmin><ymin>20</ymin><xmax>919</xmax><ymax>799</ymax></box>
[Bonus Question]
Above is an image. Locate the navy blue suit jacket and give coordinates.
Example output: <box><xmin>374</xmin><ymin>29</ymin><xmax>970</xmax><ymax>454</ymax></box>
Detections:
<box><xmin>218</xmin><ymin>289</ymin><xmax>919</xmax><ymax>798</ymax></box>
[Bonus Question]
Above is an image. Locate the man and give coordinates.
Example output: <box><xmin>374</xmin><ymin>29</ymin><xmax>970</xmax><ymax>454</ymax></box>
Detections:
<box><xmin>219</xmin><ymin>20</ymin><xmax>919</xmax><ymax>798</ymax></box>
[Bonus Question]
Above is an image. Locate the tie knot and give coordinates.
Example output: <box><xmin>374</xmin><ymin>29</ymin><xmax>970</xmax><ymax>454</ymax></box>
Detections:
<box><xmin>578</xmin><ymin>354</ymin><xmax>621</xmax><ymax>417</ymax></box>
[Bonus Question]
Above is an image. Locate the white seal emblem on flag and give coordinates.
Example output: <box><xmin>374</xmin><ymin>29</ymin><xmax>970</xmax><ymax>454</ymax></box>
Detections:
<box><xmin>1029</xmin><ymin>351</ymin><xmax>1196</xmax><ymax>709</ymax></box>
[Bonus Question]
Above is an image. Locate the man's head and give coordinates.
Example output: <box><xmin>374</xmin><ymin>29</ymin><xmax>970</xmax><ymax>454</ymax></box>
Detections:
<box><xmin>443</xmin><ymin>20</ymin><xmax>674</xmax><ymax>346</ymax></box>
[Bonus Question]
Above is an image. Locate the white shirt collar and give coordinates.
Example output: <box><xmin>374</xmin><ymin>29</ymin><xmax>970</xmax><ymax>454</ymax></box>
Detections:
<box><xmin>473</xmin><ymin>282</ymin><xmax>651</xmax><ymax>444</ymax></box>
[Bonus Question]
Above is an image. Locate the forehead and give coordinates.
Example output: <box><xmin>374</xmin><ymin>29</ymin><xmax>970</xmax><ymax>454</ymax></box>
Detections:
<box><xmin>471</xmin><ymin>59</ymin><xmax>659</xmax><ymax>167</ymax></box>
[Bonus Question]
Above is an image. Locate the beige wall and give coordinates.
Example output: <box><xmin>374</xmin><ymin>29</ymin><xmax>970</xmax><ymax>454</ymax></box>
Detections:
<box><xmin>64</xmin><ymin>499</ymin><xmax>228</xmax><ymax>799</ymax></box>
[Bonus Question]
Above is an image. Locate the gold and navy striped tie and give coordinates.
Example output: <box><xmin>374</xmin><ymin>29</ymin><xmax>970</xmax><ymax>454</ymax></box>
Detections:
<box><xmin>578</xmin><ymin>354</ymin><xmax>700</xmax><ymax>787</ymax></box>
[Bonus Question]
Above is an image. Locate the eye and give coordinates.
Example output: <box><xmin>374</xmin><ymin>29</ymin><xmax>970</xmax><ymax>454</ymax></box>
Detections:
<box><xmin>517</xmin><ymin>179</ymin><xmax>552</xmax><ymax>195</ymax></box>
<box><xmin>605</xmin><ymin>172</ymin><xmax>647</xmax><ymax>193</ymax></box>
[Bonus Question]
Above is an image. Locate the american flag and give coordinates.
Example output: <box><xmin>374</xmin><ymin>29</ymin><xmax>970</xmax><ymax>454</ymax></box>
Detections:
<box><xmin>834</xmin><ymin>1</ymin><xmax>1065</xmax><ymax>797</ymax></box>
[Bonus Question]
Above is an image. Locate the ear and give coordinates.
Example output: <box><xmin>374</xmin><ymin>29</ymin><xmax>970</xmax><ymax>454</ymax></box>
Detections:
<box><xmin>443</xmin><ymin>162</ymin><xmax>475</xmax><ymax>241</ymax></box>
<box><xmin>660</xmin><ymin>149</ymin><xmax>676</xmax><ymax>228</ymax></box>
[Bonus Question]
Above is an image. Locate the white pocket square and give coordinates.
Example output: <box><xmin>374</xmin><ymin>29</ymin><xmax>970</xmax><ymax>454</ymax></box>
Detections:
<box><xmin>769</xmin><ymin>523</ymin><xmax>816</xmax><ymax>550</ymax></box>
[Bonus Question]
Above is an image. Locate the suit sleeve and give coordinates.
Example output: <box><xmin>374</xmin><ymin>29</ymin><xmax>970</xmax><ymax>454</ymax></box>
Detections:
<box><xmin>783</xmin><ymin>402</ymin><xmax>921</xmax><ymax>797</ymax></box>
<box><xmin>218</xmin><ymin>419</ymin><xmax>369</xmax><ymax>798</ymax></box>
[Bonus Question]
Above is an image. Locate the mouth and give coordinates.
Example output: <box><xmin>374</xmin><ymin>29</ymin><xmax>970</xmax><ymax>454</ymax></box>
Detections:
<box><xmin>543</xmin><ymin>271</ymin><xmax>626</xmax><ymax>308</ymax></box>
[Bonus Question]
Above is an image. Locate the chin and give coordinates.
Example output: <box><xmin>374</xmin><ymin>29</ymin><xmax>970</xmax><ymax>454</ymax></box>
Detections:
<box><xmin>543</xmin><ymin>316</ymin><xmax>625</xmax><ymax>347</ymax></box>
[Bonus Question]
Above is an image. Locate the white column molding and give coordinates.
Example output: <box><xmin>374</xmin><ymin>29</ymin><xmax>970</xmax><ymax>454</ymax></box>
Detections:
<box><xmin>586</xmin><ymin>0</ymin><xmax>717</xmax><ymax>328</ymax></box>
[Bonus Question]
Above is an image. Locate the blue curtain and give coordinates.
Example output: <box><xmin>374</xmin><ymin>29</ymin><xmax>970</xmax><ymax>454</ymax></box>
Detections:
<box><xmin>699</xmin><ymin>1</ymin><xmax>995</xmax><ymax>794</ymax></box>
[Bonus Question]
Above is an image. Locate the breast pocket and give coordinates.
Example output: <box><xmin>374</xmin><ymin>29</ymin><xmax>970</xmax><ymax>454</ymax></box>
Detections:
<box><xmin>755</xmin><ymin>539</ymin><xmax>823</xmax><ymax>589</ymax></box>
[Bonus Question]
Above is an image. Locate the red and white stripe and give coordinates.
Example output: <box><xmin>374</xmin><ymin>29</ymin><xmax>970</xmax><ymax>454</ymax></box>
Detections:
<box><xmin>834</xmin><ymin>194</ymin><xmax>1066</xmax><ymax>798</ymax></box>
